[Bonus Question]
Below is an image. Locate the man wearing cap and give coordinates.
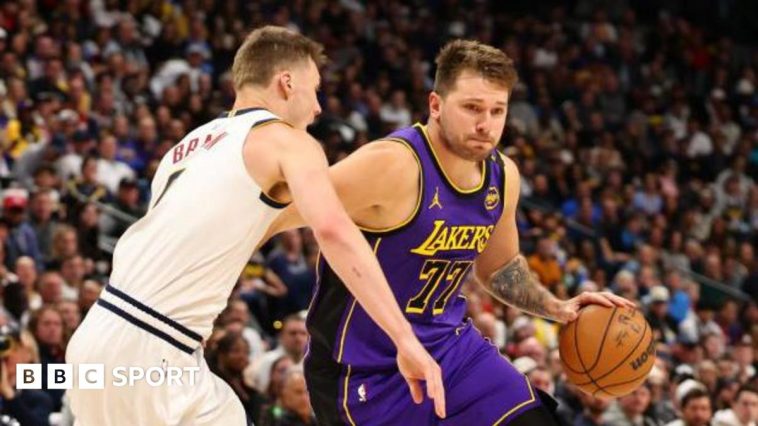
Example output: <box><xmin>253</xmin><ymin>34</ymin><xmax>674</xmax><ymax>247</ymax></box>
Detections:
<box><xmin>2</xmin><ymin>191</ymin><xmax>43</xmax><ymax>269</ymax></box>
<box><xmin>646</xmin><ymin>285</ymin><xmax>679</xmax><ymax>344</ymax></box>
<box><xmin>680</xmin><ymin>300</ymin><xmax>725</xmax><ymax>346</ymax></box>
<box><xmin>673</xmin><ymin>334</ymin><xmax>704</xmax><ymax>366</ymax></box>
<box><xmin>56</xmin><ymin>128</ymin><xmax>94</xmax><ymax>181</ymax></box>
<box><xmin>102</xmin><ymin>178</ymin><xmax>144</xmax><ymax>238</ymax></box>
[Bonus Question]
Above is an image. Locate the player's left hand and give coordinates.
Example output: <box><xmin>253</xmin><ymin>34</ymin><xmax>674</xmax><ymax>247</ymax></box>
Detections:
<box><xmin>554</xmin><ymin>291</ymin><xmax>636</xmax><ymax>324</ymax></box>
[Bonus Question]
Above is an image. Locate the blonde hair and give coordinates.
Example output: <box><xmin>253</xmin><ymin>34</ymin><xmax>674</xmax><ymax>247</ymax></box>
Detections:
<box><xmin>434</xmin><ymin>39</ymin><xmax>518</xmax><ymax>96</ymax></box>
<box><xmin>17</xmin><ymin>330</ymin><xmax>40</xmax><ymax>363</ymax></box>
<box><xmin>231</xmin><ymin>25</ymin><xmax>326</xmax><ymax>90</ymax></box>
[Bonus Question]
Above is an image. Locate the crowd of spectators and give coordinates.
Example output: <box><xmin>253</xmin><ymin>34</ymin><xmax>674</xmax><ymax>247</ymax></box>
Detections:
<box><xmin>0</xmin><ymin>0</ymin><xmax>756</xmax><ymax>425</ymax></box>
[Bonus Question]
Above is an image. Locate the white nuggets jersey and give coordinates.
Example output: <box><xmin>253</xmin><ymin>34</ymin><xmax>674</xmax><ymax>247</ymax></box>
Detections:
<box><xmin>109</xmin><ymin>108</ymin><xmax>286</xmax><ymax>340</ymax></box>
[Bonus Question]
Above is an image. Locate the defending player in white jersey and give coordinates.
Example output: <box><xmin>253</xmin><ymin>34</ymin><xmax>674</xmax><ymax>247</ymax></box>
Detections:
<box><xmin>66</xmin><ymin>26</ymin><xmax>445</xmax><ymax>425</ymax></box>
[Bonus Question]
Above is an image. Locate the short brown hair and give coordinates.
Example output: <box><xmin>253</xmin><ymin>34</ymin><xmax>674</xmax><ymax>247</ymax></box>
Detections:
<box><xmin>232</xmin><ymin>26</ymin><xmax>326</xmax><ymax>90</ymax></box>
<box><xmin>433</xmin><ymin>40</ymin><xmax>518</xmax><ymax>96</ymax></box>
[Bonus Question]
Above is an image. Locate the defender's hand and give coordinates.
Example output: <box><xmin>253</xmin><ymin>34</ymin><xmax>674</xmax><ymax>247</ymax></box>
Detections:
<box><xmin>555</xmin><ymin>291</ymin><xmax>636</xmax><ymax>323</ymax></box>
<box><xmin>396</xmin><ymin>336</ymin><xmax>446</xmax><ymax>418</ymax></box>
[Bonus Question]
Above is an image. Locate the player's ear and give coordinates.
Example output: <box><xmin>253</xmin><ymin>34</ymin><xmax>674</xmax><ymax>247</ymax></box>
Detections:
<box><xmin>278</xmin><ymin>71</ymin><xmax>294</xmax><ymax>99</ymax></box>
<box><xmin>429</xmin><ymin>91</ymin><xmax>442</xmax><ymax>119</ymax></box>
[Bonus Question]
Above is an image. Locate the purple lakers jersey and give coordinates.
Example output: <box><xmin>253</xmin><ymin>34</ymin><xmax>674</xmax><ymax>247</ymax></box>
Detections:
<box><xmin>307</xmin><ymin>123</ymin><xmax>506</xmax><ymax>369</ymax></box>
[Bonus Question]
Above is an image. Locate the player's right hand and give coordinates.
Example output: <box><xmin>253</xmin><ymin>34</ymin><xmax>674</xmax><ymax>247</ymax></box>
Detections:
<box><xmin>395</xmin><ymin>336</ymin><xmax>446</xmax><ymax>418</ymax></box>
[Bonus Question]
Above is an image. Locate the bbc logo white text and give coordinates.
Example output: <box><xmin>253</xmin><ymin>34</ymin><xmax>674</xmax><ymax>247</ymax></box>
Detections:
<box><xmin>16</xmin><ymin>364</ymin><xmax>200</xmax><ymax>389</ymax></box>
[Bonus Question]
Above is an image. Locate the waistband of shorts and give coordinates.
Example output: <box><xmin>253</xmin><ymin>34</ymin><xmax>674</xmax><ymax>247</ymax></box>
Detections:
<box><xmin>96</xmin><ymin>283</ymin><xmax>203</xmax><ymax>355</ymax></box>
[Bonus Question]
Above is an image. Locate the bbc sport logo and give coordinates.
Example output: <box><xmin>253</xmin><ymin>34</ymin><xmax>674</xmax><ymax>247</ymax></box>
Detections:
<box><xmin>17</xmin><ymin>364</ymin><xmax>201</xmax><ymax>389</ymax></box>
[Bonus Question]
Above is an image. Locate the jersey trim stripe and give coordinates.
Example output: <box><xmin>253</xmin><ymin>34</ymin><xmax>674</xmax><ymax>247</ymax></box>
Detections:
<box><xmin>250</xmin><ymin>117</ymin><xmax>292</xmax><ymax>209</ymax></box>
<box><xmin>492</xmin><ymin>374</ymin><xmax>537</xmax><ymax>425</ymax></box>
<box><xmin>259</xmin><ymin>191</ymin><xmax>289</xmax><ymax>209</ymax></box>
<box><xmin>337</xmin><ymin>299</ymin><xmax>358</xmax><ymax>363</ymax></box>
<box><xmin>495</xmin><ymin>152</ymin><xmax>508</xmax><ymax>211</ymax></box>
<box><xmin>96</xmin><ymin>299</ymin><xmax>196</xmax><ymax>355</ymax></box>
<box><xmin>218</xmin><ymin>107</ymin><xmax>267</xmax><ymax>118</ymax></box>
<box><xmin>342</xmin><ymin>365</ymin><xmax>357</xmax><ymax>426</ymax></box>
<box><xmin>358</xmin><ymin>138</ymin><xmax>424</xmax><ymax>236</ymax></box>
<box><xmin>104</xmin><ymin>284</ymin><xmax>202</xmax><ymax>342</ymax></box>
<box><xmin>336</xmin><ymin>237</ymin><xmax>382</xmax><ymax>363</ymax></box>
<box><xmin>415</xmin><ymin>123</ymin><xmax>488</xmax><ymax>196</ymax></box>
<box><xmin>250</xmin><ymin>117</ymin><xmax>290</xmax><ymax>130</ymax></box>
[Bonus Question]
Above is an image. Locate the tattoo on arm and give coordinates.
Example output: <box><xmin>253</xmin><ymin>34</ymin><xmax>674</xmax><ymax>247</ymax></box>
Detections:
<box><xmin>351</xmin><ymin>266</ymin><xmax>362</xmax><ymax>278</ymax></box>
<box><xmin>487</xmin><ymin>255</ymin><xmax>558</xmax><ymax>320</ymax></box>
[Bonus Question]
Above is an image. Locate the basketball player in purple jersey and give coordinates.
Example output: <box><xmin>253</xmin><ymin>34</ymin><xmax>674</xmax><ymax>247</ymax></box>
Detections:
<box><xmin>277</xmin><ymin>39</ymin><xmax>634</xmax><ymax>425</ymax></box>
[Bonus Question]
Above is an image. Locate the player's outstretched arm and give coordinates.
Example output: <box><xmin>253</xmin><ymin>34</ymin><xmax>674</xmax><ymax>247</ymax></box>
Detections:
<box><xmin>273</xmin><ymin>128</ymin><xmax>446</xmax><ymax>418</ymax></box>
<box><xmin>473</xmin><ymin>155</ymin><xmax>634</xmax><ymax>323</ymax></box>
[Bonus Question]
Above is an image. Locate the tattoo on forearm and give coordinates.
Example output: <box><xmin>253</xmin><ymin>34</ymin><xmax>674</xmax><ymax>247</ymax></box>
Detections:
<box><xmin>351</xmin><ymin>266</ymin><xmax>362</xmax><ymax>278</ymax></box>
<box><xmin>488</xmin><ymin>255</ymin><xmax>557</xmax><ymax>320</ymax></box>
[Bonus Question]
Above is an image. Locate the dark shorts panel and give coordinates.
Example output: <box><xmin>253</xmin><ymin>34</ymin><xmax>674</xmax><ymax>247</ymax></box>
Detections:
<box><xmin>306</xmin><ymin>322</ymin><xmax>553</xmax><ymax>425</ymax></box>
<box><xmin>304</xmin><ymin>339</ymin><xmax>346</xmax><ymax>425</ymax></box>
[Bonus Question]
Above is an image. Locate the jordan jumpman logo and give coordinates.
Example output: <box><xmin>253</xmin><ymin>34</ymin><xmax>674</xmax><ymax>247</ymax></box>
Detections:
<box><xmin>428</xmin><ymin>186</ymin><xmax>443</xmax><ymax>209</ymax></box>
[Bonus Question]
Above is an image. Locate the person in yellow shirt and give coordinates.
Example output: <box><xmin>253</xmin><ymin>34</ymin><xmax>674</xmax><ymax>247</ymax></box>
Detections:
<box><xmin>527</xmin><ymin>237</ymin><xmax>563</xmax><ymax>289</ymax></box>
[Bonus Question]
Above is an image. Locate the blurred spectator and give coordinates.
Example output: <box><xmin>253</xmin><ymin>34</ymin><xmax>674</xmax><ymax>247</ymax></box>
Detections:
<box><xmin>680</xmin><ymin>301</ymin><xmax>724</xmax><ymax>345</ymax></box>
<box><xmin>57</xmin><ymin>130</ymin><xmax>95</xmax><ymax>182</ymax></box>
<box><xmin>100</xmin><ymin>178</ymin><xmax>143</xmax><ymax>238</ymax></box>
<box><xmin>250</xmin><ymin>314</ymin><xmax>308</xmax><ymax>394</ymax></box>
<box><xmin>38</xmin><ymin>271</ymin><xmax>64</xmax><ymax>305</ymax></box>
<box><xmin>218</xmin><ymin>300</ymin><xmax>267</xmax><ymax>364</ymax></box>
<box><xmin>59</xmin><ymin>255</ymin><xmax>85</xmax><ymax>302</ymax></box>
<box><xmin>29</xmin><ymin>305</ymin><xmax>65</xmax><ymax>411</ymax></box>
<box><xmin>267</xmin><ymin>231</ymin><xmax>315</xmax><ymax>319</ymax></box>
<box><xmin>96</xmin><ymin>134</ymin><xmax>135</xmax><ymax>194</ymax></box>
<box><xmin>665</xmin><ymin>270</ymin><xmax>691</xmax><ymax>324</ymax></box>
<box><xmin>667</xmin><ymin>387</ymin><xmax>713</xmax><ymax>426</ymax></box>
<box><xmin>211</xmin><ymin>331</ymin><xmax>267</xmax><ymax>425</ymax></box>
<box><xmin>61</xmin><ymin>155</ymin><xmax>111</xmax><ymax>222</ymax></box>
<box><xmin>237</xmin><ymin>252</ymin><xmax>288</xmax><ymax>336</ymax></box>
<box><xmin>28</xmin><ymin>189</ymin><xmax>60</xmax><ymax>265</ymax></box>
<box><xmin>2</xmin><ymin>190</ymin><xmax>42</xmax><ymax>268</ymax></box>
<box><xmin>259</xmin><ymin>366</ymin><xmax>316</xmax><ymax>426</ymax></box>
<box><xmin>14</xmin><ymin>256</ymin><xmax>40</xmax><ymax>311</ymax></box>
<box><xmin>574</xmin><ymin>389</ymin><xmax>612</xmax><ymax>426</ymax></box>
<box><xmin>265</xmin><ymin>355</ymin><xmax>295</xmax><ymax>402</ymax></box>
<box><xmin>528</xmin><ymin>238</ymin><xmax>562</xmax><ymax>289</ymax></box>
<box><xmin>77</xmin><ymin>279</ymin><xmax>102</xmax><ymax>317</ymax></box>
<box><xmin>645</xmin><ymin>286</ymin><xmax>678</xmax><ymax>344</ymax></box>
<box><xmin>603</xmin><ymin>383</ymin><xmax>662</xmax><ymax>426</ymax></box>
<box><xmin>379</xmin><ymin>90</ymin><xmax>411</xmax><ymax>129</ymax></box>
<box><xmin>0</xmin><ymin>330</ymin><xmax>53</xmax><ymax>426</ymax></box>
<box><xmin>713</xmin><ymin>385</ymin><xmax>758</xmax><ymax>426</ymax></box>
<box><xmin>57</xmin><ymin>300</ymin><xmax>81</xmax><ymax>335</ymax></box>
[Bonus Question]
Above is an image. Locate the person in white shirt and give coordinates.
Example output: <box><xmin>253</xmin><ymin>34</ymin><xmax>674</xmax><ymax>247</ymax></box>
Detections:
<box><xmin>379</xmin><ymin>90</ymin><xmax>412</xmax><ymax>129</ymax></box>
<box><xmin>714</xmin><ymin>385</ymin><xmax>758</xmax><ymax>426</ymax></box>
<box><xmin>56</xmin><ymin>129</ymin><xmax>96</xmax><ymax>181</ymax></box>
<box><xmin>96</xmin><ymin>133</ymin><xmax>135</xmax><ymax>193</ymax></box>
<box><xmin>249</xmin><ymin>314</ymin><xmax>308</xmax><ymax>393</ymax></box>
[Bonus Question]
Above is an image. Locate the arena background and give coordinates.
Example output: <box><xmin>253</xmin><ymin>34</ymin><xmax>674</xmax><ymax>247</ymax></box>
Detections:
<box><xmin>0</xmin><ymin>0</ymin><xmax>757</xmax><ymax>425</ymax></box>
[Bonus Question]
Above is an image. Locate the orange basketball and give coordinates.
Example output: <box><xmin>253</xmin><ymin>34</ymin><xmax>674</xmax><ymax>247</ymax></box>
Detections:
<box><xmin>558</xmin><ymin>304</ymin><xmax>655</xmax><ymax>398</ymax></box>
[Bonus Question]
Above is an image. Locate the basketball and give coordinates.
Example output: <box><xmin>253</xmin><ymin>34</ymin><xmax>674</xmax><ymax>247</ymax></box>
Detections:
<box><xmin>558</xmin><ymin>304</ymin><xmax>655</xmax><ymax>398</ymax></box>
